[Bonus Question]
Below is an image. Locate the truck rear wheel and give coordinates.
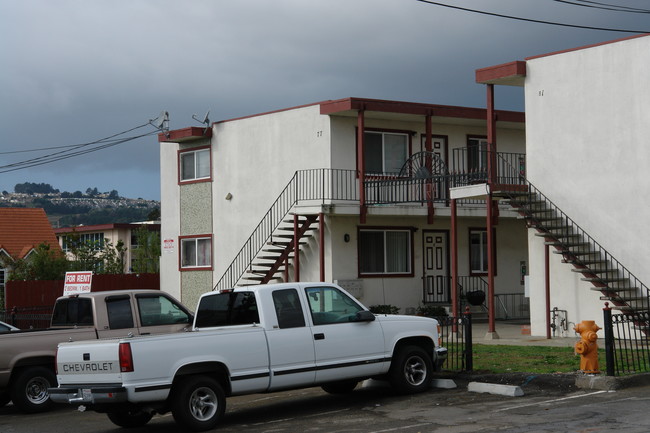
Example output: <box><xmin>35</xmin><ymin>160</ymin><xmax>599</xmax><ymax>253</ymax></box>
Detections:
<box><xmin>107</xmin><ymin>409</ymin><xmax>153</xmax><ymax>428</ymax></box>
<box><xmin>10</xmin><ymin>366</ymin><xmax>56</xmax><ymax>413</ymax></box>
<box><xmin>171</xmin><ymin>376</ymin><xmax>226</xmax><ymax>432</ymax></box>
<box><xmin>389</xmin><ymin>345</ymin><xmax>432</xmax><ymax>394</ymax></box>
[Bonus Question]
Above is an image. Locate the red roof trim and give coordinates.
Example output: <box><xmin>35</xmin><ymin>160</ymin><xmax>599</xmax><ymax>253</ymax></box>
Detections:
<box><xmin>158</xmin><ymin>127</ymin><xmax>212</xmax><ymax>143</ymax></box>
<box><xmin>475</xmin><ymin>61</ymin><xmax>526</xmax><ymax>84</ymax></box>
<box><xmin>320</xmin><ymin>97</ymin><xmax>524</xmax><ymax>123</ymax></box>
<box><xmin>526</xmin><ymin>33</ymin><xmax>649</xmax><ymax>61</ymax></box>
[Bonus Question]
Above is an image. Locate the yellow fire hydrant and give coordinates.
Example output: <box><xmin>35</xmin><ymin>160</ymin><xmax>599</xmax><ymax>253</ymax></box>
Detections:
<box><xmin>574</xmin><ymin>320</ymin><xmax>601</xmax><ymax>374</ymax></box>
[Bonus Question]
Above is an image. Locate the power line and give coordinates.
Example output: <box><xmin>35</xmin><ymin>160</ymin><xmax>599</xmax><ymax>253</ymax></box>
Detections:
<box><xmin>0</xmin><ymin>122</ymin><xmax>159</xmax><ymax>173</ymax></box>
<box><xmin>414</xmin><ymin>0</ymin><xmax>650</xmax><ymax>33</ymax></box>
<box><xmin>559</xmin><ymin>0</ymin><xmax>650</xmax><ymax>14</ymax></box>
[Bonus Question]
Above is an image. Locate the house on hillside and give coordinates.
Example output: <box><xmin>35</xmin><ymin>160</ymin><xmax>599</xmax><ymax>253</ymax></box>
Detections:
<box><xmin>158</xmin><ymin>97</ymin><xmax>528</xmax><ymax>316</ymax></box>
<box><xmin>0</xmin><ymin>208</ymin><xmax>60</xmax><ymax>297</ymax></box>
<box><xmin>54</xmin><ymin>223</ymin><xmax>161</xmax><ymax>274</ymax></box>
<box><xmin>475</xmin><ymin>33</ymin><xmax>650</xmax><ymax>336</ymax></box>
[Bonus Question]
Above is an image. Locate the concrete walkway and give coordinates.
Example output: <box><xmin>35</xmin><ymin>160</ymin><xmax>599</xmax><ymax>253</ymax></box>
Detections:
<box><xmin>471</xmin><ymin>321</ymin><xmax>583</xmax><ymax>347</ymax></box>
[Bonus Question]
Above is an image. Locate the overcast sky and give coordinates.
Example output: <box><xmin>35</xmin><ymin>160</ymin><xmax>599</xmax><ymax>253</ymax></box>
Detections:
<box><xmin>1</xmin><ymin>0</ymin><xmax>647</xmax><ymax>200</ymax></box>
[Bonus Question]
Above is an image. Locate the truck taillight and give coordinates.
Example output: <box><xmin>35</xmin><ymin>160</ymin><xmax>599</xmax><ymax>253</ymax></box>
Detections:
<box><xmin>437</xmin><ymin>324</ymin><xmax>442</xmax><ymax>347</ymax></box>
<box><xmin>119</xmin><ymin>342</ymin><xmax>134</xmax><ymax>372</ymax></box>
<box><xmin>54</xmin><ymin>347</ymin><xmax>58</xmax><ymax>374</ymax></box>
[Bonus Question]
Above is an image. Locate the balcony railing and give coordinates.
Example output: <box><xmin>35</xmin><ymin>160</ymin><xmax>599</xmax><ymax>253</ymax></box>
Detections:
<box><xmin>450</xmin><ymin>145</ymin><xmax>526</xmax><ymax>188</ymax></box>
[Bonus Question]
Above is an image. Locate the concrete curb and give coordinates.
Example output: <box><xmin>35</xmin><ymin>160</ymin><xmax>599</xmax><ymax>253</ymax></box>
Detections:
<box><xmin>468</xmin><ymin>381</ymin><xmax>524</xmax><ymax>397</ymax></box>
<box><xmin>575</xmin><ymin>372</ymin><xmax>650</xmax><ymax>391</ymax></box>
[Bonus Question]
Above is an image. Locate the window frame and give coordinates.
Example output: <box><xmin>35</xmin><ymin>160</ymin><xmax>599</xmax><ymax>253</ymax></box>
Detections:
<box><xmin>468</xmin><ymin>227</ymin><xmax>497</xmax><ymax>276</ymax></box>
<box><xmin>178</xmin><ymin>145</ymin><xmax>212</xmax><ymax>184</ymax></box>
<box><xmin>357</xmin><ymin>226</ymin><xmax>414</xmax><ymax>278</ymax></box>
<box><xmin>359</xmin><ymin>128</ymin><xmax>413</xmax><ymax>176</ymax></box>
<box><xmin>179</xmin><ymin>234</ymin><xmax>213</xmax><ymax>271</ymax></box>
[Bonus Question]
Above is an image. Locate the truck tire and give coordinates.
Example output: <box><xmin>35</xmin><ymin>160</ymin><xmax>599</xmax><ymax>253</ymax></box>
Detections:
<box><xmin>171</xmin><ymin>376</ymin><xmax>226</xmax><ymax>432</ymax></box>
<box><xmin>10</xmin><ymin>366</ymin><xmax>56</xmax><ymax>413</ymax></box>
<box><xmin>107</xmin><ymin>409</ymin><xmax>153</xmax><ymax>428</ymax></box>
<box><xmin>389</xmin><ymin>345</ymin><xmax>432</xmax><ymax>394</ymax></box>
<box><xmin>321</xmin><ymin>380</ymin><xmax>358</xmax><ymax>394</ymax></box>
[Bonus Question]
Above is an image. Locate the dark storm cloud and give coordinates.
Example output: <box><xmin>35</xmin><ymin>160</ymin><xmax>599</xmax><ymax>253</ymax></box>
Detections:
<box><xmin>1</xmin><ymin>0</ymin><xmax>646</xmax><ymax>199</ymax></box>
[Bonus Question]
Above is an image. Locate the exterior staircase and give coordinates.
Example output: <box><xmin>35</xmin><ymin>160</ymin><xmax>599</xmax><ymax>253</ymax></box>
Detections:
<box><xmin>497</xmin><ymin>183</ymin><xmax>650</xmax><ymax>315</ymax></box>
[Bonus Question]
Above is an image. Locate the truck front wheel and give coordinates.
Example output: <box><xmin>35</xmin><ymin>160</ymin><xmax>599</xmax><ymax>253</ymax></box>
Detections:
<box><xmin>389</xmin><ymin>345</ymin><xmax>432</xmax><ymax>394</ymax></box>
<box><xmin>10</xmin><ymin>366</ymin><xmax>56</xmax><ymax>413</ymax></box>
<box><xmin>107</xmin><ymin>409</ymin><xmax>153</xmax><ymax>428</ymax></box>
<box><xmin>171</xmin><ymin>376</ymin><xmax>226</xmax><ymax>432</ymax></box>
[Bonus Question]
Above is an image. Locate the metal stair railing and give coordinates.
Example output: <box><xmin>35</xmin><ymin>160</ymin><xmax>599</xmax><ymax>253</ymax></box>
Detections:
<box><xmin>492</xmin><ymin>150</ymin><xmax>650</xmax><ymax>314</ymax></box>
<box><xmin>214</xmin><ymin>169</ymin><xmax>358</xmax><ymax>291</ymax></box>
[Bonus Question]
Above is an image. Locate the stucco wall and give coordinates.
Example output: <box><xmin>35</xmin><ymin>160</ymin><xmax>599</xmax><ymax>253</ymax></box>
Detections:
<box><xmin>524</xmin><ymin>35</ymin><xmax>650</xmax><ymax>334</ymax></box>
<box><xmin>159</xmin><ymin>141</ymin><xmax>181</xmax><ymax>300</ymax></box>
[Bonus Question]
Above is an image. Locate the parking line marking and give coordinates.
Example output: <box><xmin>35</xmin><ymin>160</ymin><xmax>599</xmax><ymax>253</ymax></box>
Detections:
<box><xmin>496</xmin><ymin>390</ymin><xmax>608</xmax><ymax>412</ymax></box>
<box><xmin>370</xmin><ymin>423</ymin><xmax>431</xmax><ymax>432</ymax></box>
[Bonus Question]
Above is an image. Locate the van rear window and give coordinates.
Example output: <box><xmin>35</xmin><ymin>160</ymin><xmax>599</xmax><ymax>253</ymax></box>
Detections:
<box><xmin>195</xmin><ymin>292</ymin><xmax>259</xmax><ymax>328</ymax></box>
<box><xmin>51</xmin><ymin>298</ymin><xmax>94</xmax><ymax>327</ymax></box>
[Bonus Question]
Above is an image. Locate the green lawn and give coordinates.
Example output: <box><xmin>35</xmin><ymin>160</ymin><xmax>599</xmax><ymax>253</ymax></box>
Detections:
<box><xmin>471</xmin><ymin>344</ymin><xmax>603</xmax><ymax>374</ymax></box>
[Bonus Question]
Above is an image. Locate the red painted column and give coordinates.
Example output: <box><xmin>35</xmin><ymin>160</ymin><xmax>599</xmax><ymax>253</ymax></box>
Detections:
<box><xmin>293</xmin><ymin>214</ymin><xmax>300</xmax><ymax>282</ymax></box>
<box><xmin>487</xmin><ymin>84</ymin><xmax>497</xmax><ymax>184</ymax></box>
<box><xmin>357</xmin><ymin>109</ymin><xmax>367</xmax><ymax>224</ymax></box>
<box><xmin>486</xmin><ymin>193</ymin><xmax>496</xmax><ymax>334</ymax></box>
<box><xmin>451</xmin><ymin>199</ymin><xmax>459</xmax><ymax>319</ymax></box>
<box><xmin>545</xmin><ymin>244</ymin><xmax>551</xmax><ymax>339</ymax></box>
<box><xmin>319</xmin><ymin>212</ymin><xmax>325</xmax><ymax>282</ymax></box>
<box><xmin>425</xmin><ymin>113</ymin><xmax>434</xmax><ymax>224</ymax></box>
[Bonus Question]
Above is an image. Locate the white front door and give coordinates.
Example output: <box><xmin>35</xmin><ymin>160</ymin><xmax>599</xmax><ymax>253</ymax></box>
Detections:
<box><xmin>423</xmin><ymin>231</ymin><xmax>450</xmax><ymax>304</ymax></box>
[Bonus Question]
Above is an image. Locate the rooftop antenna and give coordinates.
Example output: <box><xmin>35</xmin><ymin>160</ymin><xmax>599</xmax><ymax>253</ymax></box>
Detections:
<box><xmin>149</xmin><ymin>111</ymin><xmax>170</xmax><ymax>137</ymax></box>
<box><xmin>192</xmin><ymin>110</ymin><xmax>210</xmax><ymax>135</ymax></box>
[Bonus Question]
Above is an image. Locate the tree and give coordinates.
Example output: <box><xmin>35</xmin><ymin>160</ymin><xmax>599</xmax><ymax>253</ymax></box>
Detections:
<box><xmin>131</xmin><ymin>226</ymin><xmax>160</xmax><ymax>273</ymax></box>
<box><xmin>147</xmin><ymin>207</ymin><xmax>161</xmax><ymax>221</ymax></box>
<box><xmin>4</xmin><ymin>243</ymin><xmax>68</xmax><ymax>281</ymax></box>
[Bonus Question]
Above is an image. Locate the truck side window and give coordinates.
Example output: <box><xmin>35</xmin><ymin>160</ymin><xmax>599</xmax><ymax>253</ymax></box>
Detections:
<box><xmin>305</xmin><ymin>286</ymin><xmax>363</xmax><ymax>325</ymax></box>
<box><xmin>272</xmin><ymin>289</ymin><xmax>305</xmax><ymax>329</ymax></box>
<box><xmin>106</xmin><ymin>296</ymin><xmax>135</xmax><ymax>329</ymax></box>
<box><xmin>195</xmin><ymin>292</ymin><xmax>259</xmax><ymax>328</ymax></box>
<box><xmin>136</xmin><ymin>295</ymin><xmax>191</xmax><ymax>326</ymax></box>
<box><xmin>51</xmin><ymin>298</ymin><xmax>94</xmax><ymax>327</ymax></box>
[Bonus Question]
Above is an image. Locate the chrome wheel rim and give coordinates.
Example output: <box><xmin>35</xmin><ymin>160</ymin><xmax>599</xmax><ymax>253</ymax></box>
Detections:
<box><xmin>189</xmin><ymin>386</ymin><xmax>218</xmax><ymax>421</ymax></box>
<box><xmin>26</xmin><ymin>377</ymin><xmax>50</xmax><ymax>405</ymax></box>
<box><xmin>404</xmin><ymin>355</ymin><xmax>427</xmax><ymax>386</ymax></box>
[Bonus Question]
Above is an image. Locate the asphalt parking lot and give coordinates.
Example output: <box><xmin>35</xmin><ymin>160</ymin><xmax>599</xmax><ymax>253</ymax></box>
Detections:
<box><xmin>3</xmin><ymin>373</ymin><xmax>650</xmax><ymax>433</ymax></box>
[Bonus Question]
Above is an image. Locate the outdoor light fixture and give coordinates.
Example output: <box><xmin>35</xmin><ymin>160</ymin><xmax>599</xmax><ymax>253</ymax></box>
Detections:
<box><xmin>225</xmin><ymin>193</ymin><xmax>233</xmax><ymax>200</ymax></box>
<box><xmin>344</xmin><ymin>234</ymin><xmax>350</xmax><ymax>243</ymax></box>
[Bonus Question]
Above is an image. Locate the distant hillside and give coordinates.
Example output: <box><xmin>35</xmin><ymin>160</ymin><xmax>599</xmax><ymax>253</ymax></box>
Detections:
<box><xmin>0</xmin><ymin>183</ymin><xmax>159</xmax><ymax>227</ymax></box>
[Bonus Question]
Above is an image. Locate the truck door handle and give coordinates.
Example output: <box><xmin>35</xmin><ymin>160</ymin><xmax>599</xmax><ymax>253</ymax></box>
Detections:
<box><xmin>314</xmin><ymin>333</ymin><xmax>325</xmax><ymax>340</ymax></box>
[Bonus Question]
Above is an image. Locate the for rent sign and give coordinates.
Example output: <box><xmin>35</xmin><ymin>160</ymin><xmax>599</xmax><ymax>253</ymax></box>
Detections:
<box><xmin>63</xmin><ymin>271</ymin><xmax>93</xmax><ymax>296</ymax></box>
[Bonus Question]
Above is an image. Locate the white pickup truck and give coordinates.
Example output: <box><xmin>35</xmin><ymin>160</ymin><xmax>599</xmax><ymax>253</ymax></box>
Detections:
<box><xmin>50</xmin><ymin>282</ymin><xmax>447</xmax><ymax>431</ymax></box>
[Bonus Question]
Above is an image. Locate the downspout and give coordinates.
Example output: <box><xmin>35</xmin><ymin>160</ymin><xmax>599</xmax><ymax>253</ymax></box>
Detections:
<box><xmin>357</xmin><ymin>108</ymin><xmax>367</xmax><ymax>224</ymax></box>
<box><xmin>486</xmin><ymin>83</ymin><xmax>498</xmax><ymax>338</ymax></box>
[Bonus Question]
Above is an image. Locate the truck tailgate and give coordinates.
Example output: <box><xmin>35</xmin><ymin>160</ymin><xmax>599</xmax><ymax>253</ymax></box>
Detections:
<box><xmin>56</xmin><ymin>339</ymin><xmax>122</xmax><ymax>384</ymax></box>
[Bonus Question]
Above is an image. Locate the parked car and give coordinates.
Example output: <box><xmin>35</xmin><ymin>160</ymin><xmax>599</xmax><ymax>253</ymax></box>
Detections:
<box><xmin>0</xmin><ymin>290</ymin><xmax>193</xmax><ymax>413</ymax></box>
<box><xmin>0</xmin><ymin>321</ymin><xmax>19</xmax><ymax>332</ymax></box>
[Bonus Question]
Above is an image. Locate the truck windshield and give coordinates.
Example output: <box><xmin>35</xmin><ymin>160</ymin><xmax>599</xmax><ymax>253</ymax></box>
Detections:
<box><xmin>195</xmin><ymin>292</ymin><xmax>259</xmax><ymax>327</ymax></box>
<box><xmin>51</xmin><ymin>298</ymin><xmax>94</xmax><ymax>327</ymax></box>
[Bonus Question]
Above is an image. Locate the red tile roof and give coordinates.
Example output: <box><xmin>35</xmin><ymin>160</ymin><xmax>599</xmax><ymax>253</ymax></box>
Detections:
<box><xmin>0</xmin><ymin>208</ymin><xmax>60</xmax><ymax>259</ymax></box>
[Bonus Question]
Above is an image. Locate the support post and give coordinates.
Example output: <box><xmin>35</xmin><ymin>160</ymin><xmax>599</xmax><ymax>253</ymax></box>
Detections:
<box><xmin>464</xmin><ymin>307</ymin><xmax>473</xmax><ymax>371</ymax></box>
<box><xmin>545</xmin><ymin>244</ymin><xmax>551</xmax><ymax>339</ymax></box>
<box><xmin>293</xmin><ymin>214</ymin><xmax>300</xmax><ymax>282</ymax></box>
<box><xmin>425</xmin><ymin>113</ymin><xmax>434</xmax><ymax>224</ymax></box>
<box><xmin>603</xmin><ymin>303</ymin><xmax>615</xmax><ymax>376</ymax></box>
<box><xmin>451</xmin><ymin>199</ymin><xmax>459</xmax><ymax>319</ymax></box>
<box><xmin>319</xmin><ymin>212</ymin><xmax>325</xmax><ymax>282</ymax></box>
<box><xmin>486</xmin><ymin>192</ymin><xmax>498</xmax><ymax>339</ymax></box>
<box><xmin>357</xmin><ymin>109</ymin><xmax>367</xmax><ymax>224</ymax></box>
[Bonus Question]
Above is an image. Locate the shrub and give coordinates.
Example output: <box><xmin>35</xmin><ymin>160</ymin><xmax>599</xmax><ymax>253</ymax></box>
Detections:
<box><xmin>368</xmin><ymin>304</ymin><xmax>400</xmax><ymax>315</ymax></box>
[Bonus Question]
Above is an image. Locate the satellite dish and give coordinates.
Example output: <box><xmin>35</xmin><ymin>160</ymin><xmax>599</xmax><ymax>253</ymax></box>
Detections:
<box><xmin>150</xmin><ymin>111</ymin><xmax>169</xmax><ymax>129</ymax></box>
<box><xmin>192</xmin><ymin>110</ymin><xmax>210</xmax><ymax>126</ymax></box>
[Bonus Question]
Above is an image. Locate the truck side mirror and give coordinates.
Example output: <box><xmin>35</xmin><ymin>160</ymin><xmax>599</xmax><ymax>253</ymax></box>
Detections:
<box><xmin>353</xmin><ymin>310</ymin><xmax>376</xmax><ymax>322</ymax></box>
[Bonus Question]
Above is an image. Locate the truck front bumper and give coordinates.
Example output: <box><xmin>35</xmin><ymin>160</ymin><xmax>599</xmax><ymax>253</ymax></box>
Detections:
<box><xmin>434</xmin><ymin>346</ymin><xmax>448</xmax><ymax>370</ymax></box>
<box><xmin>48</xmin><ymin>385</ymin><xmax>127</xmax><ymax>405</ymax></box>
